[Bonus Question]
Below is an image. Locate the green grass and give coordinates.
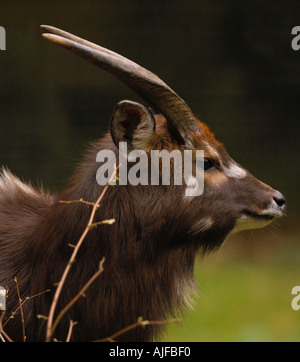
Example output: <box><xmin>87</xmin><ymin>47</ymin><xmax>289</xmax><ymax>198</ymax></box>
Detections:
<box><xmin>163</xmin><ymin>235</ymin><xmax>300</xmax><ymax>342</ymax></box>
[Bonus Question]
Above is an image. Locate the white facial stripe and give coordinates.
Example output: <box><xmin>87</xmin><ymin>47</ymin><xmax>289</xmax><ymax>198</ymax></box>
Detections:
<box><xmin>190</xmin><ymin>217</ymin><xmax>213</xmax><ymax>235</ymax></box>
<box><xmin>223</xmin><ymin>162</ymin><xmax>247</xmax><ymax>179</ymax></box>
<box><xmin>204</xmin><ymin>142</ymin><xmax>219</xmax><ymax>159</ymax></box>
<box><xmin>203</xmin><ymin>142</ymin><xmax>246</xmax><ymax>179</ymax></box>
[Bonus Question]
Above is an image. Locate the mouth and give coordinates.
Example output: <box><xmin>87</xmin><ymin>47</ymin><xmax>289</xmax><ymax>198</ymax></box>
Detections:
<box><xmin>244</xmin><ymin>211</ymin><xmax>276</xmax><ymax>221</ymax></box>
<box><xmin>231</xmin><ymin>210</ymin><xmax>281</xmax><ymax>234</ymax></box>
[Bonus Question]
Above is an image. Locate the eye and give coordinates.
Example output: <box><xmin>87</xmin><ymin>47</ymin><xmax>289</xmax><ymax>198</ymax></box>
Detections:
<box><xmin>204</xmin><ymin>158</ymin><xmax>215</xmax><ymax>171</ymax></box>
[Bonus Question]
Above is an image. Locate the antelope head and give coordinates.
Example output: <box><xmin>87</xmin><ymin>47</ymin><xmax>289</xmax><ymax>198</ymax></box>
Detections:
<box><xmin>41</xmin><ymin>25</ymin><xmax>286</xmax><ymax>252</ymax></box>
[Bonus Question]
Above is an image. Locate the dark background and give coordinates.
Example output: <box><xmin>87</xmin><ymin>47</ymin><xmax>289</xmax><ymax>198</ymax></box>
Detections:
<box><xmin>0</xmin><ymin>0</ymin><xmax>299</xmax><ymax>342</ymax></box>
<box><xmin>0</xmin><ymin>2</ymin><xmax>299</xmax><ymax>234</ymax></box>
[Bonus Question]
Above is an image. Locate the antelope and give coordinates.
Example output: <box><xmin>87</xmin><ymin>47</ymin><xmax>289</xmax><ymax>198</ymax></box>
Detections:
<box><xmin>0</xmin><ymin>25</ymin><xmax>286</xmax><ymax>342</ymax></box>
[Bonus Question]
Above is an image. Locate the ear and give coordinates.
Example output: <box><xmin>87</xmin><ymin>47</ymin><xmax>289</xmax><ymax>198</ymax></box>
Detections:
<box><xmin>110</xmin><ymin>100</ymin><xmax>155</xmax><ymax>150</ymax></box>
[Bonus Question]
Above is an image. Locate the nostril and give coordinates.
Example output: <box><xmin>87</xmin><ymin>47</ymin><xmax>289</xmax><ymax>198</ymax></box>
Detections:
<box><xmin>273</xmin><ymin>190</ymin><xmax>286</xmax><ymax>210</ymax></box>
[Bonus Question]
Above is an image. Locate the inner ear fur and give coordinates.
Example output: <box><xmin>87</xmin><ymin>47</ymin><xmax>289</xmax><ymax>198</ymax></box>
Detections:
<box><xmin>110</xmin><ymin>100</ymin><xmax>155</xmax><ymax>150</ymax></box>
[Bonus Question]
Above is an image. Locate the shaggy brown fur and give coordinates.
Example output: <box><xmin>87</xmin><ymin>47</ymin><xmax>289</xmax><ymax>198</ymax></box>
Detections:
<box><xmin>0</xmin><ymin>110</ymin><xmax>284</xmax><ymax>341</ymax></box>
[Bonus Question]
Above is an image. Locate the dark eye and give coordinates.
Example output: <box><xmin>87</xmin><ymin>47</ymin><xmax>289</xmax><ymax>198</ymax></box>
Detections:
<box><xmin>204</xmin><ymin>158</ymin><xmax>214</xmax><ymax>171</ymax></box>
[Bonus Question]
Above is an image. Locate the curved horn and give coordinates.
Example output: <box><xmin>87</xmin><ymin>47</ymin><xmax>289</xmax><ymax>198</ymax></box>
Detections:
<box><xmin>41</xmin><ymin>25</ymin><xmax>199</xmax><ymax>143</ymax></box>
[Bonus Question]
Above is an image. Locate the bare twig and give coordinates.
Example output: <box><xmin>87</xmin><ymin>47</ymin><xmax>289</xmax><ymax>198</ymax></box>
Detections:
<box><xmin>95</xmin><ymin>317</ymin><xmax>181</xmax><ymax>342</ymax></box>
<box><xmin>0</xmin><ymin>332</ymin><xmax>5</xmax><ymax>342</ymax></box>
<box><xmin>0</xmin><ymin>311</ymin><xmax>13</xmax><ymax>342</ymax></box>
<box><xmin>46</xmin><ymin>169</ymin><xmax>117</xmax><ymax>342</ymax></box>
<box><xmin>89</xmin><ymin>218</ymin><xmax>115</xmax><ymax>230</ymax></box>
<box><xmin>59</xmin><ymin>198</ymin><xmax>100</xmax><ymax>208</ymax></box>
<box><xmin>14</xmin><ymin>277</ymin><xmax>26</xmax><ymax>342</ymax></box>
<box><xmin>66</xmin><ymin>320</ymin><xmax>78</xmax><ymax>342</ymax></box>
<box><xmin>3</xmin><ymin>288</ymin><xmax>51</xmax><ymax>328</ymax></box>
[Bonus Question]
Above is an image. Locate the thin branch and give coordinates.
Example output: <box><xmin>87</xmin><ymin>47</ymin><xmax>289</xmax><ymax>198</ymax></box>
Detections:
<box><xmin>3</xmin><ymin>288</ymin><xmax>51</xmax><ymax>328</ymax></box>
<box><xmin>66</xmin><ymin>320</ymin><xmax>78</xmax><ymax>342</ymax></box>
<box><xmin>89</xmin><ymin>218</ymin><xmax>115</xmax><ymax>230</ymax></box>
<box><xmin>0</xmin><ymin>311</ymin><xmax>13</xmax><ymax>342</ymax></box>
<box><xmin>59</xmin><ymin>198</ymin><xmax>100</xmax><ymax>208</ymax></box>
<box><xmin>45</xmin><ymin>169</ymin><xmax>117</xmax><ymax>342</ymax></box>
<box><xmin>14</xmin><ymin>277</ymin><xmax>26</xmax><ymax>342</ymax></box>
<box><xmin>95</xmin><ymin>317</ymin><xmax>181</xmax><ymax>342</ymax></box>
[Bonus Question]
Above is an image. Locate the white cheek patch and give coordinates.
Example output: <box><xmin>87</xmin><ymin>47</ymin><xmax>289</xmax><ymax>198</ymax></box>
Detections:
<box><xmin>190</xmin><ymin>217</ymin><xmax>213</xmax><ymax>235</ymax></box>
<box><xmin>223</xmin><ymin>162</ymin><xmax>247</xmax><ymax>179</ymax></box>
